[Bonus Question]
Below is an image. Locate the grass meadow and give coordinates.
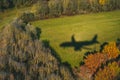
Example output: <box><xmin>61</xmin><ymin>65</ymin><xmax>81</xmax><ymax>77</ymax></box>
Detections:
<box><xmin>32</xmin><ymin>10</ymin><xmax>120</xmax><ymax>67</ymax></box>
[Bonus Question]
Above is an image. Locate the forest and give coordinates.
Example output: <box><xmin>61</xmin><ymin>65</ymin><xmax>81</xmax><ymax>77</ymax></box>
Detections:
<box><xmin>0</xmin><ymin>0</ymin><xmax>120</xmax><ymax>80</ymax></box>
<box><xmin>1</xmin><ymin>0</ymin><xmax>120</xmax><ymax>15</ymax></box>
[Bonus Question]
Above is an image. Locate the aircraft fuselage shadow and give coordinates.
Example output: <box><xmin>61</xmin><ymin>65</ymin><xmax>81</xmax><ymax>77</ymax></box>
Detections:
<box><xmin>60</xmin><ymin>34</ymin><xmax>99</xmax><ymax>51</ymax></box>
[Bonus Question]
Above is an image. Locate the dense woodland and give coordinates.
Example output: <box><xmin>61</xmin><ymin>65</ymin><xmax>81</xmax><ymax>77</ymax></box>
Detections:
<box><xmin>1</xmin><ymin>0</ymin><xmax>120</xmax><ymax>19</ymax></box>
<box><xmin>18</xmin><ymin>0</ymin><xmax>120</xmax><ymax>21</ymax></box>
<box><xmin>0</xmin><ymin>19</ymin><xmax>75</xmax><ymax>80</ymax></box>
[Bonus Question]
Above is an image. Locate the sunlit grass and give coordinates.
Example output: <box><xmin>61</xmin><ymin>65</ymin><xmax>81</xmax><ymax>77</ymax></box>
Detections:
<box><xmin>32</xmin><ymin>10</ymin><xmax>120</xmax><ymax>67</ymax></box>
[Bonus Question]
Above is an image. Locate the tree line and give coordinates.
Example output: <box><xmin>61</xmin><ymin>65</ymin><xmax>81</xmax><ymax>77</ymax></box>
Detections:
<box><xmin>19</xmin><ymin>0</ymin><xmax>120</xmax><ymax>21</ymax></box>
<box><xmin>1</xmin><ymin>0</ymin><xmax>120</xmax><ymax>16</ymax></box>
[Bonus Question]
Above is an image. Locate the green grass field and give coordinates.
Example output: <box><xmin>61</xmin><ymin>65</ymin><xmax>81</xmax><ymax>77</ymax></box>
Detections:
<box><xmin>0</xmin><ymin>9</ymin><xmax>120</xmax><ymax>67</ymax></box>
<box><xmin>32</xmin><ymin>10</ymin><xmax>120</xmax><ymax>67</ymax></box>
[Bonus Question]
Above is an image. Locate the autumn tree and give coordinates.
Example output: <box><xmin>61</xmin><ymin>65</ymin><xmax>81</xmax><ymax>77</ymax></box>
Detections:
<box><xmin>77</xmin><ymin>41</ymin><xmax>120</xmax><ymax>80</ymax></box>
<box><xmin>95</xmin><ymin>62</ymin><xmax>120</xmax><ymax>80</ymax></box>
<box><xmin>102</xmin><ymin>42</ymin><xmax>120</xmax><ymax>60</ymax></box>
<box><xmin>99</xmin><ymin>0</ymin><xmax>106</xmax><ymax>5</ymax></box>
<box><xmin>84</xmin><ymin>53</ymin><xmax>107</xmax><ymax>74</ymax></box>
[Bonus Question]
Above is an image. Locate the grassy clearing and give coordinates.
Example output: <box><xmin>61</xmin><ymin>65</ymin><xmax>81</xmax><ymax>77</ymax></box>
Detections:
<box><xmin>32</xmin><ymin>10</ymin><xmax>120</xmax><ymax>67</ymax></box>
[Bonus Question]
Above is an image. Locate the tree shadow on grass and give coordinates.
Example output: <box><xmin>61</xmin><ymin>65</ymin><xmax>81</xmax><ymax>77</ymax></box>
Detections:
<box><xmin>60</xmin><ymin>34</ymin><xmax>99</xmax><ymax>51</ymax></box>
<box><xmin>116</xmin><ymin>38</ymin><xmax>120</xmax><ymax>62</ymax></box>
<box><xmin>42</xmin><ymin>40</ymin><xmax>76</xmax><ymax>78</ymax></box>
<box><xmin>100</xmin><ymin>42</ymin><xmax>108</xmax><ymax>52</ymax></box>
<box><xmin>42</xmin><ymin>40</ymin><xmax>61</xmax><ymax>63</ymax></box>
<box><xmin>116</xmin><ymin>38</ymin><xmax>120</xmax><ymax>50</ymax></box>
<box><xmin>36</xmin><ymin>27</ymin><xmax>41</xmax><ymax>39</ymax></box>
<box><xmin>30</xmin><ymin>26</ymin><xmax>41</xmax><ymax>40</ymax></box>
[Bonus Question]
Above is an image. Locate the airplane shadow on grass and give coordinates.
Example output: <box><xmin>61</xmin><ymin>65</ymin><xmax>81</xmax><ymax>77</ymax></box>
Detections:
<box><xmin>60</xmin><ymin>34</ymin><xmax>99</xmax><ymax>51</ymax></box>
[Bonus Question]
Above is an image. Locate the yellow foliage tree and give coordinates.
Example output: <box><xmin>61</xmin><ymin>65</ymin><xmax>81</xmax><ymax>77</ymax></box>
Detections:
<box><xmin>102</xmin><ymin>42</ymin><xmax>120</xmax><ymax>60</ymax></box>
<box><xmin>95</xmin><ymin>62</ymin><xmax>120</xmax><ymax>80</ymax></box>
<box><xmin>99</xmin><ymin>0</ymin><xmax>106</xmax><ymax>5</ymax></box>
<box><xmin>31</xmin><ymin>4</ymin><xmax>38</xmax><ymax>13</ymax></box>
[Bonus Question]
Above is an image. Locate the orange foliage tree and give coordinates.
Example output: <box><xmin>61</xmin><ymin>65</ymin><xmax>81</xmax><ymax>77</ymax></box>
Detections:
<box><xmin>84</xmin><ymin>53</ymin><xmax>107</xmax><ymax>73</ymax></box>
